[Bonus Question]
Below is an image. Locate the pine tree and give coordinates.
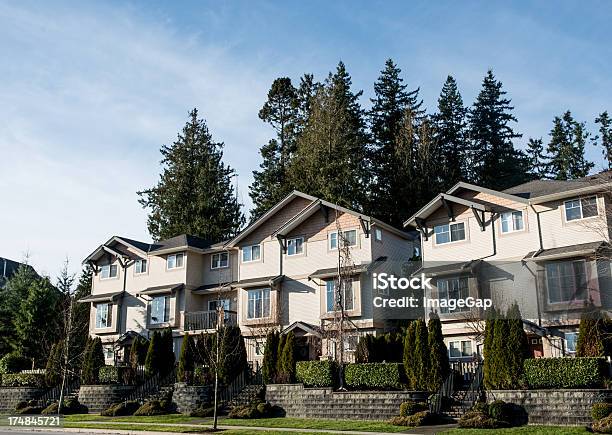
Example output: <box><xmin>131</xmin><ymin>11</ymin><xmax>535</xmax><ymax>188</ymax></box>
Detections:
<box><xmin>290</xmin><ymin>62</ymin><xmax>369</xmax><ymax>210</ymax></box>
<box><xmin>547</xmin><ymin>111</ymin><xmax>594</xmax><ymax>180</ymax></box>
<box><xmin>434</xmin><ymin>75</ymin><xmax>470</xmax><ymax>187</ymax></box>
<box><xmin>145</xmin><ymin>331</ymin><xmax>161</xmax><ymax>377</ymax></box>
<box><xmin>468</xmin><ymin>70</ymin><xmax>529</xmax><ymax>190</ymax></box>
<box><xmin>295</xmin><ymin>74</ymin><xmax>320</xmax><ymax>132</ymax></box>
<box><xmin>403</xmin><ymin>322</ymin><xmax>416</xmax><ymax>389</ymax></box>
<box><xmin>262</xmin><ymin>330</ymin><xmax>279</xmax><ymax>384</ymax></box>
<box><xmin>526</xmin><ymin>138</ymin><xmax>548</xmax><ymax>179</ymax></box>
<box><xmin>177</xmin><ymin>333</ymin><xmax>195</xmax><ymax>383</ymax></box>
<box><xmin>138</xmin><ymin>108</ymin><xmax>244</xmax><ymax>241</ymax></box>
<box><xmin>413</xmin><ymin>319</ymin><xmax>430</xmax><ymax>390</ymax></box>
<box><xmin>595</xmin><ymin>111</ymin><xmax>612</xmax><ymax>169</ymax></box>
<box><xmin>250</xmin><ymin>78</ymin><xmax>299</xmax><ymax>221</ymax></box>
<box><xmin>506</xmin><ymin>303</ymin><xmax>529</xmax><ymax>388</ymax></box>
<box><xmin>427</xmin><ymin>312</ymin><xmax>450</xmax><ymax>392</ymax></box>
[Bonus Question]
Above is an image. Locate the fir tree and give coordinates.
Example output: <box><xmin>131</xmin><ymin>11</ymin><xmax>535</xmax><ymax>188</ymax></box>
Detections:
<box><xmin>427</xmin><ymin>312</ymin><xmax>450</xmax><ymax>392</ymax></box>
<box><xmin>295</xmin><ymin>73</ymin><xmax>321</xmax><ymax>133</ymax></box>
<box><xmin>413</xmin><ymin>319</ymin><xmax>430</xmax><ymax>390</ymax></box>
<box><xmin>177</xmin><ymin>333</ymin><xmax>195</xmax><ymax>383</ymax></box>
<box><xmin>403</xmin><ymin>322</ymin><xmax>416</xmax><ymax>389</ymax></box>
<box><xmin>506</xmin><ymin>303</ymin><xmax>529</xmax><ymax>388</ymax></box>
<box><xmin>595</xmin><ymin>111</ymin><xmax>612</xmax><ymax>170</ymax></box>
<box><xmin>434</xmin><ymin>75</ymin><xmax>470</xmax><ymax>187</ymax></box>
<box><xmin>468</xmin><ymin>70</ymin><xmax>528</xmax><ymax>190</ymax></box>
<box><xmin>138</xmin><ymin>108</ymin><xmax>244</xmax><ymax>241</ymax></box>
<box><xmin>262</xmin><ymin>330</ymin><xmax>279</xmax><ymax>384</ymax></box>
<box><xmin>546</xmin><ymin>111</ymin><xmax>594</xmax><ymax>179</ymax></box>
<box><xmin>290</xmin><ymin>62</ymin><xmax>369</xmax><ymax>210</ymax></box>
<box><xmin>526</xmin><ymin>138</ymin><xmax>548</xmax><ymax>179</ymax></box>
<box><xmin>144</xmin><ymin>331</ymin><xmax>161</xmax><ymax>377</ymax></box>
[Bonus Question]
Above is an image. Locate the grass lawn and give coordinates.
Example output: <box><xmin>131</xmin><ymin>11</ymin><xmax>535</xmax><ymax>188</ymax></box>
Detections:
<box><xmin>444</xmin><ymin>427</ymin><xmax>590</xmax><ymax>435</ymax></box>
<box><xmin>65</xmin><ymin>423</ymin><xmax>336</xmax><ymax>434</ymax></box>
<box><xmin>64</xmin><ymin>414</ymin><xmax>201</xmax><ymax>423</ymax></box>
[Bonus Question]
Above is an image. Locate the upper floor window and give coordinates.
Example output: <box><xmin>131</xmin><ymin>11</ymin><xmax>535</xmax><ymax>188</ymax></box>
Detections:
<box><xmin>545</xmin><ymin>260</ymin><xmax>588</xmax><ymax>304</ymax></box>
<box><xmin>434</xmin><ymin>222</ymin><xmax>465</xmax><ymax>245</ymax></box>
<box><xmin>150</xmin><ymin>295</ymin><xmax>170</xmax><ymax>324</ymax></box>
<box><xmin>135</xmin><ymin>259</ymin><xmax>147</xmax><ymax>274</ymax></box>
<box><xmin>95</xmin><ymin>303</ymin><xmax>112</xmax><ymax>328</ymax></box>
<box><xmin>374</xmin><ymin>227</ymin><xmax>383</xmax><ymax>242</ymax></box>
<box><xmin>247</xmin><ymin>288</ymin><xmax>270</xmax><ymax>319</ymax></box>
<box><xmin>242</xmin><ymin>245</ymin><xmax>261</xmax><ymax>263</ymax></box>
<box><xmin>500</xmin><ymin>211</ymin><xmax>524</xmax><ymax>233</ymax></box>
<box><xmin>564</xmin><ymin>196</ymin><xmax>598</xmax><ymax>221</ymax></box>
<box><xmin>100</xmin><ymin>264</ymin><xmax>118</xmax><ymax>279</ymax></box>
<box><xmin>329</xmin><ymin>230</ymin><xmax>357</xmax><ymax>250</ymax></box>
<box><xmin>326</xmin><ymin>279</ymin><xmax>354</xmax><ymax>312</ymax></box>
<box><xmin>449</xmin><ymin>340</ymin><xmax>472</xmax><ymax>358</ymax></box>
<box><xmin>211</xmin><ymin>252</ymin><xmax>229</xmax><ymax>269</ymax></box>
<box><xmin>287</xmin><ymin>237</ymin><xmax>304</xmax><ymax>256</ymax></box>
<box><xmin>437</xmin><ymin>276</ymin><xmax>470</xmax><ymax>313</ymax></box>
<box><xmin>167</xmin><ymin>253</ymin><xmax>184</xmax><ymax>270</ymax></box>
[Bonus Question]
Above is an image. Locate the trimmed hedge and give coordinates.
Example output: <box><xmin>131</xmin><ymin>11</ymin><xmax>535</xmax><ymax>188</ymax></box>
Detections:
<box><xmin>400</xmin><ymin>401</ymin><xmax>428</xmax><ymax>417</ymax></box>
<box><xmin>523</xmin><ymin>357</ymin><xmax>605</xmax><ymax>389</ymax></box>
<box><xmin>0</xmin><ymin>353</ymin><xmax>30</xmax><ymax>374</ymax></box>
<box><xmin>295</xmin><ymin>361</ymin><xmax>335</xmax><ymax>387</ymax></box>
<box><xmin>1</xmin><ymin>373</ymin><xmax>45</xmax><ymax>388</ymax></box>
<box><xmin>98</xmin><ymin>366</ymin><xmax>136</xmax><ymax>385</ymax></box>
<box><xmin>344</xmin><ymin>363</ymin><xmax>404</xmax><ymax>390</ymax></box>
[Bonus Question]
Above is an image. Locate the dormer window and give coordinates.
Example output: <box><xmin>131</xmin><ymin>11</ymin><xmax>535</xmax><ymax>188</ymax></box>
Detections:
<box><xmin>242</xmin><ymin>245</ymin><xmax>261</xmax><ymax>263</ymax></box>
<box><xmin>287</xmin><ymin>237</ymin><xmax>304</xmax><ymax>256</ymax></box>
<box><xmin>500</xmin><ymin>211</ymin><xmax>524</xmax><ymax>233</ymax></box>
<box><xmin>329</xmin><ymin>230</ymin><xmax>357</xmax><ymax>250</ymax></box>
<box><xmin>135</xmin><ymin>259</ymin><xmax>147</xmax><ymax>274</ymax></box>
<box><xmin>211</xmin><ymin>252</ymin><xmax>229</xmax><ymax>269</ymax></box>
<box><xmin>100</xmin><ymin>264</ymin><xmax>118</xmax><ymax>279</ymax></box>
<box><xmin>434</xmin><ymin>222</ymin><xmax>465</xmax><ymax>244</ymax></box>
<box><xmin>564</xmin><ymin>197</ymin><xmax>598</xmax><ymax>221</ymax></box>
<box><xmin>167</xmin><ymin>253</ymin><xmax>184</xmax><ymax>270</ymax></box>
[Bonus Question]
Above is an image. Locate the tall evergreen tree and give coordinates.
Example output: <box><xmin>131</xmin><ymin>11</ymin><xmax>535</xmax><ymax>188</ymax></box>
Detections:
<box><xmin>427</xmin><ymin>312</ymin><xmax>450</xmax><ymax>392</ymax></box>
<box><xmin>546</xmin><ymin>111</ymin><xmax>594</xmax><ymax>179</ymax></box>
<box><xmin>250</xmin><ymin>78</ymin><xmax>299</xmax><ymax>221</ymax></box>
<box><xmin>413</xmin><ymin>319</ymin><xmax>430</xmax><ymax>390</ymax></box>
<box><xmin>0</xmin><ymin>264</ymin><xmax>37</xmax><ymax>356</ymax></box>
<box><xmin>434</xmin><ymin>75</ymin><xmax>470</xmax><ymax>187</ymax></box>
<box><xmin>262</xmin><ymin>330</ymin><xmax>280</xmax><ymax>384</ymax></box>
<box><xmin>482</xmin><ymin>308</ymin><xmax>496</xmax><ymax>390</ymax></box>
<box><xmin>506</xmin><ymin>303</ymin><xmax>529</xmax><ymax>388</ymax></box>
<box><xmin>403</xmin><ymin>322</ymin><xmax>416</xmax><ymax>389</ymax></box>
<box><xmin>177</xmin><ymin>333</ymin><xmax>195</xmax><ymax>383</ymax></box>
<box><xmin>468</xmin><ymin>70</ymin><xmax>529</xmax><ymax>189</ymax></box>
<box><xmin>290</xmin><ymin>62</ymin><xmax>369</xmax><ymax>210</ymax></box>
<box><xmin>526</xmin><ymin>138</ymin><xmax>548</xmax><ymax>179</ymax></box>
<box><xmin>138</xmin><ymin>108</ymin><xmax>244</xmax><ymax>241</ymax></box>
<box><xmin>295</xmin><ymin>73</ymin><xmax>320</xmax><ymax>133</ymax></box>
<box><xmin>595</xmin><ymin>111</ymin><xmax>612</xmax><ymax>170</ymax></box>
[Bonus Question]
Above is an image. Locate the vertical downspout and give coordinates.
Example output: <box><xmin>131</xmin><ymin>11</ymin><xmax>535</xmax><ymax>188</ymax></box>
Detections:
<box><xmin>531</xmin><ymin>205</ymin><xmax>544</xmax><ymax>327</ymax></box>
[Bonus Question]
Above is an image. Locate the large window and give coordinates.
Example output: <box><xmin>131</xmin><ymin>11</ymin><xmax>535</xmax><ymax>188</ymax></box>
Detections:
<box><xmin>437</xmin><ymin>277</ymin><xmax>470</xmax><ymax>313</ymax></box>
<box><xmin>167</xmin><ymin>253</ymin><xmax>184</xmax><ymax>269</ymax></box>
<box><xmin>150</xmin><ymin>295</ymin><xmax>170</xmax><ymax>324</ymax></box>
<box><xmin>211</xmin><ymin>252</ymin><xmax>229</xmax><ymax>269</ymax></box>
<box><xmin>242</xmin><ymin>245</ymin><xmax>261</xmax><ymax>262</ymax></box>
<box><xmin>135</xmin><ymin>259</ymin><xmax>147</xmax><ymax>274</ymax></box>
<box><xmin>329</xmin><ymin>230</ymin><xmax>357</xmax><ymax>250</ymax></box>
<box><xmin>326</xmin><ymin>279</ymin><xmax>354</xmax><ymax>312</ymax></box>
<box><xmin>434</xmin><ymin>222</ymin><xmax>466</xmax><ymax>244</ymax></box>
<box><xmin>100</xmin><ymin>264</ymin><xmax>118</xmax><ymax>279</ymax></box>
<box><xmin>287</xmin><ymin>237</ymin><xmax>304</xmax><ymax>256</ymax></box>
<box><xmin>247</xmin><ymin>288</ymin><xmax>270</xmax><ymax>319</ymax></box>
<box><xmin>546</xmin><ymin>260</ymin><xmax>588</xmax><ymax>303</ymax></box>
<box><xmin>449</xmin><ymin>340</ymin><xmax>472</xmax><ymax>358</ymax></box>
<box><xmin>95</xmin><ymin>303</ymin><xmax>112</xmax><ymax>328</ymax></box>
<box><xmin>500</xmin><ymin>211</ymin><xmax>524</xmax><ymax>233</ymax></box>
<box><xmin>564</xmin><ymin>197</ymin><xmax>598</xmax><ymax>221</ymax></box>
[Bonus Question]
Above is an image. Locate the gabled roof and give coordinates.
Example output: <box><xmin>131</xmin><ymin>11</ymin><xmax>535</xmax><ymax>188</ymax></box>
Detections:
<box><xmin>403</xmin><ymin>193</ymin><xmax>491</xmax><ymax>228</ymax></box>
<box><xmin>448</xmin><ymin>181</ymin><xmax>529</xmax><ymax>204</ymax></box>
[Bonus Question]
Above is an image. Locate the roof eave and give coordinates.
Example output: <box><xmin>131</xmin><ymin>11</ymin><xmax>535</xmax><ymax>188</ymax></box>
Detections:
<box><xmin>528</xmin><ymin>183</ymin><xmax>612</xmax><ymax>205</ymax></box>
<box><xmin>448</xmin><ymin>181</ymin><xmax>529</xmax><ymax>204</ymax></box>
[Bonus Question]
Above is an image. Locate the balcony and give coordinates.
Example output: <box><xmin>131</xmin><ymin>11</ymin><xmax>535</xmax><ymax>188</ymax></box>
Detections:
<box><xmin>184</xmin><ymin>309</ymin><xmax>237</xmax><ymax>331</ymax></box>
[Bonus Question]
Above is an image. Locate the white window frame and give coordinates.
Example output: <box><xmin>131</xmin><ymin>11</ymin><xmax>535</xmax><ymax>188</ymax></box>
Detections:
<box><xmin>434</xmin><ymin>222</ymin><xmax>466</xmax><ymax>245</ymax></box>
<box><xmin>242</xmin><ymin>244</ymin><xmax>262</xmax><ymax>263</ymax></box>
<box><xmin>211</xmin><ymin>252</ymin><xmax>229</xmax><ymax>269</ymax></box>
<box><xmin>100</xmin><ymin>263</ymin><xmax>118</xmax><ymax>280</ymax></box>
<box><xmin>134</xmin><ymin>259</ymin><xmax>147</xmax><ymax>275</ymax></box>
<box><xmin>247</xmin><ymin>288</ymin><xmax>270</xmax><ymax>319</ymax></box>
<box><xmin>449</xmin><ymin>340</ymin><xmax>473</xmax><ymax>358</ymax></box>
<box><xmin>326</xmin><ymin>279</ymin><xmax>354</xmax><ymax>312</ymax></box>
<box><xmin>329</xmin><ymin>229</ymin><xmax>358</xmax><ymax>250</ymax></box>
<box><xmin>166</xmin><ymin>253</ymin><xmax>185</xmax><ymax>270</ymax></box>
<box><xmin>286</xmin><ymin>237</ymin><xmax>304</xmax><ymax>256</ymax></box>
<box><xmin>374</xmin><ymin>227</ymin><xmax>383</xmax><ymax>242</ymax></box>
<box><xmin>565</xmin><ymin>331</ymin><xmax>578</xmax><ymax>353</ymax></box>
<box><xmin>500</xmin><ymin>211</ymin><xmax>524</xmax><ymax>234</ymax></box>
<box><xmin>95</xmin><ymin>303</ymin><xmax>112</xmax><ymax>329</ymax></box>
<box><xmin>150</xmin><ymin>295</ymin><xmax>170</xmax><ymax>325</ymax></box>
<box><xmin>564</xmin><ymin>196</ymin><xmax>598</xmax><ymax>222</ymax></box>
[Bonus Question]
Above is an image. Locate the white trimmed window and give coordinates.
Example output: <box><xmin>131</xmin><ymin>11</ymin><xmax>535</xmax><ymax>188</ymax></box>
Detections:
<box><xmin>100</xmin><ymin>264</ymin><xmax>118</xmax><ymax>279</ymax></box>
<box><xmin>437</xmin><ymin>277</ymin><xmax>470</xmax><ymax>313</ymax></box>
<box><xmin>287</xmin><ymin>237</ymin><xmax>304</xmax><ymax>256</ymax></box>
<box><xmin>150</xmin><ymin>295</ymin><xmax>170</xmax><ymax>324</ymax></box>
<box><xmin>135</xmin><ymin>259</ymin><xmax>147</xmax><ymax>274</ymax></box>
<box><xmin>242</xmin><ymin>245</ymin><xmax>261</xmax><ymax>262</ymax></box>
<box><xmin>329</xmin><ymin>230</ymin><xmax>357</xmax><ymax>250</ymax></box>
<box><xmin>545</xmin><ymin>260</ymin><xmax>588</xmax><ymax>303</ymax></box>
<box><xmin>565</xmin><ymin>332</ymin><xmax>578</xmax><ymax>353</ymax></box>
<box><xmin>211</xmin><ymin>252</ymin><xmax>229</xmax><ymax>269</ymax></box>
<box><xmin>449</xmin><ymin>340</ymin><xmax>472</xmax><ymax>358</ymax></box>
<box><xmin>247</xmin><ymin>288</ymin><xmax>270</xmax><ymax>319</ymax></box>
<box><xmin>500</xmin><ymin>211</ymin><xmax>524</xmax><ymax>233</ymax></box>
<box><xmin>326</xmin><ymin>279</ymin><xmax>354</xmax><ymax>312</ymax></box>
<box><xmin>434</xmin><ymin>222</ymin><xmax>465</xmax><ymax>244</ymax></box>
<box><xmin>564</xmin><ymin>196</ymin><xmax>598</xmax><ymax>221</ymax></box>
<box><xmin>167</xmin><ymin>253</ymin><xmax>184</xmax><ymax>269</ymax></box>
<box><xmin>374</xmin><ymin>227</ymin><xmax>383</xmax><ymax>241</ymax></box>
<box><xmin>95</xmin><ymin>303</ymin><xmax>112</xmax><ymax>328</ymax></box>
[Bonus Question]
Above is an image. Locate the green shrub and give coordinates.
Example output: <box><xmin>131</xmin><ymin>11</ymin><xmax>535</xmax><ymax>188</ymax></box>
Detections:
<box><xmin>134</xmin><ymin>399</ymin><xmax>171</xmax><ymax>416</ymax></box>
<box><xmin>101</xmin><ymin>401</ymin><xmax>140</xmax><ymax>416</ymax></box>
<box><xmin>45</xmin><ymin>342</ymin><xmax>63</xmax><ymax>387</ymax></box>
<box><xmin>177</xmin><ymin>334</ymin><xmax>195</xmax><ymax>383</ymax></box>
<box><xmin>399</xmin><ymin>401</ymin><xmax>428</xmax><ymax>417</ymax></box>
<box><xmin>459</xmin><ymin>410</ymin><xmax>502</xmax><ymax>429</ymax></box>
<box><xmin>1</xmin><ymin>373</ymin><xmax>45</xmax><ymax>387</ymax></box>
<box><xmin>228</xmin><ymin>400</ymin><xmax>282</xmax><ymax>419</ymax></box>
<box><xmin>81</xmin><ymin>337</ymin><xmax>105</xmax><ymax>385</ymax></box>
<box><xmin>15</xmin><ymin>400</ymin><xmax>43</xmax><ymax>414</ymax></box>
<box><xmin>42</xmin><ymin>397</ymin><xmax>88</xmax><ymax>415</ymax></box>
<box><xmin>344</xmin><ymin>363</ymin><xmax>404</xmax><ymax>390</ymax></box>
<box><xmin>488</xmin><ymin>400</ymin><xmax>511</xmax><ymax>423</ymax></box>
<box><xmin>189</xmin><ymin>403</ymin><xmax>221</xmax><ymax>418</ymax></box>
<box><xmin>594</xmin><ymin>414</ymin><xmax>612</xmax><ymax>434</ymax></box>
<box><xmin>0</xmin><ymin>352</ymin><xmax>30</xmax><ymax>374</ymax></box>
<box><xmin>390</xmin><ymin>410</ymin><xmax>436</xmax><ymax>427</ymax></box>
<box><xmin>523</xmin><ymin>357</ymin><xmax>605</xmax><ymax>389</ymax></box>
<box><xmin>262</xmin><ymin>331</ymin><xmax>279</xmax><ymax>384</ymax></box>
<box><xmin>593</xmin><ymin>402</ymin><xmax>612</xmax><ymax>421</ymax></box>
<box><xmin>295</xmin><ymin>361</ymin><xmax>335</xmax><ymax>387</ymax></box>
<box><xmin>98</xmin><ymin>366</ymin><xmax>135</xmax><ymax>385</ymax></box>
<box><xmin>129</xmin><ymin>336</ymin><xmax>149</xmax><ymax>368</ymax></box>
<box><xmin>144</xmin><ymin>331</ymin><xmax>162</xmax><ymax>377</ymax></box>
<box><xmin>278</xmin><ymin>332</ymin><xmax>296</xmax><ymax>383</ymax></box>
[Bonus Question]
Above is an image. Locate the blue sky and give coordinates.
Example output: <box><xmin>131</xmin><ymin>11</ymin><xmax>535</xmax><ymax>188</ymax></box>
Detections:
<box><xmin>1</xmin><ymin>1</ymin><xmax>611</xmax><ymax>279</ymax></box>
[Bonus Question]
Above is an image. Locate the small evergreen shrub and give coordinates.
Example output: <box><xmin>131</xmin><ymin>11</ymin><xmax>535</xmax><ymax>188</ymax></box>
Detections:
<box><xmin>133</xmin><ymin>399</ymin><xmax>171</xmax><ymax>416</ymax></box>
<box><xmin>295</xmin><ymin>361</ymin><xmax>335</xmax><ymax>387</ymax></box>
<box><xmin>177</xmin><ymin>334</ymin><xmax>195</xmax><ymax>383</ymax></box>
<box><xmin>488</xmin><ymin>400</ymin><xmax>511</xmax><ymax>422</ymax></box>
<box><xmin>1</xmin><ymin>373</ymin><xmax>45</xmax><ymax>387</ymax></box>
<box><xmin>98</xmin><ymin>366</ymin><xmax>135</xmax><ymax>385</ymax></box>
<box><xmin>594</xmin><ymin>414</ymin><xmax>612</xmax><ymax>434</ymax></box>
<box><xmin>45</xmin><ymin>342</ymin><xmax>63</xmax><ymax>387</ymax></box>
<box><xmin>42</xmin><ymin>398</ymin><xmax>88</xmax><ymax>415</ymax></box>
<box><xmin>228</xmin><ymin>400</ymin><xmax>283</xmax><ymax>419</ymax></box>
<box><xmin>593</xmin><ymin>402</ymin><xmax>612</xmax><ymax>421</ymax></box>
<box><xmin>0</xmin><ymin>352</ymin><xmax>30</xmax><ymax>374</ymax></box>
<box><xmin>399</xmin><ymin>401</ymin><xmax>428</xmax><ymax>417</ymax></box>
<box><xmin>459</xmin><ymin>401</ymin><xmax>526</xmax><ymax>428</ymax></box>
<box><xmin>390</xmin><ymin>411</ymin><xmax>436</xmax><ymax>427</ymax></box>
<box><xmin>344</xmin><ymin>363</ymin><xmax>404</xmax><ymax>390</ymax></box>
<box><xmin>459</xmin><ymin>410</ymin><xmax>501</xmax><ymax>429</ymax></box>
<box><xmin>101</xmin><ymin>401</ymin><xmax>140</xmax><ymax>416</ymax></box>
<box><xmin>262</xmin><ymin>331</ymin><xmax>279</xmax><ymax>384</ymax></box>
<box><xmin>523</xmin><ymin>357</ymin><xmax>605</xmax><ymax>389</ymax></box>
<box><xmin>15</xmin><ymin>400</ymin><xmax>43</xmax><ymax>414</ymax></box>
<box><xmin>189</xmin><ymin>403</ymin><xmax>221</xmax><ymax>418</ymax></box>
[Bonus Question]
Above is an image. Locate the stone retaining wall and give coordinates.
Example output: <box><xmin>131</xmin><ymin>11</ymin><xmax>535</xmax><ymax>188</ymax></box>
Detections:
<box><xmin>79</xmin><ymin>385</ymin><xmax>136</xmax><ymax>413</ymax></box>
<box><xmin>487</xmin><ymin>389</ymin><xmax>612</xmax><ymax>426</ymax></box>
<box><xmin>0</xmin><ymin>387</ymin><xmax>46</xmax><ymax>412</ymax></box>
<box><xmin>266</xmin><ymin>384</ymin><xmax>428</xmax><ymax>420</ymax></box>
<box><xmin>173</xmin><ymin>383</ymin><xmax>211</xmax><ymax>414</ymax></box>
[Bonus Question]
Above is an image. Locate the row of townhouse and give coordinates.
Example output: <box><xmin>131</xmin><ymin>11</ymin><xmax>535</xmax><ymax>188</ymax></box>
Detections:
<box><xmin>81</xmin><ymin>191</ymin><xmax>416</xmax><ymax>366</ymax></box>
<box><xmin>404</xmin><ymin>174</ymin><xmax>612</xmax><ymax>359</ymax></box>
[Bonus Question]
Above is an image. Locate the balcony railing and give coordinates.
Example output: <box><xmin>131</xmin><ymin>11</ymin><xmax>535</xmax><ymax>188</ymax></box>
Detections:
<box><xmin>184</xmin><ymin>309</ymin><xmax>237</xmax><ymax>331</ymax></box>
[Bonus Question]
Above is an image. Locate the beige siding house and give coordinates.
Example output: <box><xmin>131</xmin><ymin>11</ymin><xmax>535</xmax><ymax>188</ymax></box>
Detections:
<box><xmin>81</xmin><ymin>191</ymin><xmax>415</xmax><ymax>365</ymax></box>
<box><xmin>404</xmin><ymin>174</ymin><xmax>612</xmax><ymax>359</ymax></box>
